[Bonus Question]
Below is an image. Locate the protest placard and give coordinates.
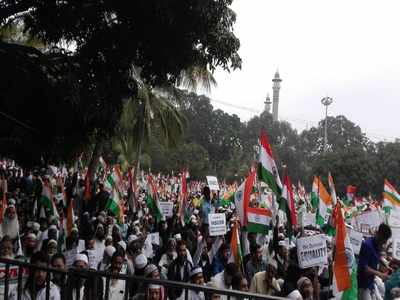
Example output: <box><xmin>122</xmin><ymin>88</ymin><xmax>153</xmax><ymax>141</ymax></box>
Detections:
<box><xmin>77</xmin><ymin>239</ymin><xmax>86</xmax><ymax>253</ymax></box>
<box><xmin>65</xmin><ymin>248</ymin><xmax>78</xmax><ymax>267</ymax></box>
<box><xmin>297</xmin><ymin>234</ymin><xmax>328</xmax><ymax>269</ymax></box>
<box><xmin>87</xmin><ymin>249</ymin><xmax>100</xmax><ymax>270</ymax></box>
<box><xmin>158</xmin><ymin>201</ymin><xmax>174</xmax><ymax>218</ymax></box>
<box><xmin>301</xmin><ymin>212</ymin><xmax>316</xmax><ymax>228</ymax></box>
<box><xmin>393</xmin><ymin>239</ymin><xmax>400</xmax><ymax>260</ymax></box>
<box><xmin>353</xmin><ymin>210</ymin><xmax>383</xmax><ymax>235</ymax></box>
<box><xmin>348</xmin><ymin>229</ymin><xmax>363</xmax><ymax>255</ymax></box>
<box><xmin>206</xmin><ymin>176</ymin><xmax>220</xmax><ymax>191</ymax></box>
<box><xmin>208</xmin><ymin>213</ymin><xmax>226</xmax><ymax>236</ymax></box>
<box><xmin>389</xmin><ymin>211</ymin><xmax>400</xmax><ymax>227</ymax></box>
<box><xmin>391</xmin><ymin>226</ymin><xmax>400</xmax><ymax>240</ymax></box>
<box><xmin>0</xmin><ymin>264</ymin><xmax>29</xmax><ymax>285</ymax></box>
<box><xmin>150</xmin><ymin>232</ymin><xmax>160</xmax><ymax>245</ymax></box>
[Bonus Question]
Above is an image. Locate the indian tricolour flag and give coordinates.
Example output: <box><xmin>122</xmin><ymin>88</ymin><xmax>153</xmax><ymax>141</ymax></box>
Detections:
<box><xmin>258</xmin><ymin>131</ymin><xmax>282</xmax><ymax>196</ymax></box>
<box><xmin>282</xmin><ymin>172</ymin><xmax>297</xmax><ymax>233</ymax></box>
<box><xmin>311</xmin><ymin>176</ymin><xmax>332</xmax><ymax>226</ymax></box>
<box><xmin>40</xmin><ymin>181</ymin><xmax>59</xmax><ymax>219</ymax></box>
<box><xmin>105</xmin><ymin>165</ymin><xmax>124</xmax><ymax>194</ymax></box>
<box><xmin>105</xmin><ymin>186</ymin><xmax>124</xmax><ymax>223</ymax></box>
<box><xmin>328</xmin><ymin>172</ymin><xmax>337</xmax><ymax>206</ymax></box>
<box><xmin>229</xmin><ymin>221</ymin><xmax>243</xmax><ymax>267</ymax></box>
<box><xmin>333</xmin><ymin>202</ymin><xmax>358</xmax><ymax>300</ymax></box>
<box><xmin>66</xmin><ymin>199</ymin><xmax>75</xmax><ymax>237</ymax></box>
<box><xmin>383</xmin><ymin>179</ymin><xmax>400</xmax><ymax>213</ymax></box>
<box><xmin>246</xmin><ymin>207</ymin><xmax>272</xmax><ymax>234</ymax></box>
<box><xmin>146</xmin><ymin>176</ymin><xmax>162</xmax><ymax>222</ymax></box>
<box><xmin>234</xmin><ymin>169</ymin><xmax>256</xmax><ymax>225</ymax></box>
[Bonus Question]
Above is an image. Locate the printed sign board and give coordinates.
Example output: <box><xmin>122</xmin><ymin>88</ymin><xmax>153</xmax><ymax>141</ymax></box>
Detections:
<box><xmin>302</xmin><ymin>212</ymin><xmax>316</xmax><ymax>227</ymax></box>
<box><xmin>158</xmin><ymin>202</ymin><xmax>174</xmax><ymax>218</ymax></box>
<box><xmin>349</xmin><ymin>229</ymin><xmax>363</xmax><ymax>255</ymax></box>
<box><xmin>392</xmin><ymin>239</ymin><xmax>400</xmax><ymax>260</ymax></box>
<box><xmin>297</xmin><ymin>234</ymin><xmax>328</xmax><ymax>269</ymax></box>
<box><xmin>206</xmin><ymin>176</ymin><xmax>220</xmax><ymax>191</ymax></box>
<box><xmin>353</xmin><ymin>210</ymin><xmax>382</xmax><ymax>236</ymax></box>
<box><xmin>208</xmin><ymin>213</ymin><xmax>227</xmax><ymax>236</ymax></box>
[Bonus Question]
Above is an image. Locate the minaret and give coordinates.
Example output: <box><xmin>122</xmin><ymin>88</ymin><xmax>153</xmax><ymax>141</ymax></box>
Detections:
<box><xmin>264</xmin><ymin>94</ymin><xmax>272</xmax><ymax>113</ymax></box>
<box><xmin>272</xmin><ymin>70</ymin><xmax>282</xmax><ymax>122</ymax></box>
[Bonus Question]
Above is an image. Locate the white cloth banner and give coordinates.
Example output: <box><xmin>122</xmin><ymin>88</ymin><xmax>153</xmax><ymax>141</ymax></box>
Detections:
<box><xmin>297</xmin><ymin>234</ymin><xmax>328</xmax><ymax>269</ymax></box>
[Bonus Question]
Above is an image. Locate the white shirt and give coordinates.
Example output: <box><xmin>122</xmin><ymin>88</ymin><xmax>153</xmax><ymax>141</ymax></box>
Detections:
<box><xmin>9</xmin><ymin>282</ymin><xmax>60</xmax><ymax>300</ymax></box>
<box><xmin>103</xmin><ymin>277</ymin><xmax>126</xmax><ymax>300</ymax></box>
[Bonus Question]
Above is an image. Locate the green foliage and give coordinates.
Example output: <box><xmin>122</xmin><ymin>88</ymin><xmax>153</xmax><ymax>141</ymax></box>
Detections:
<box><xmin>0</xmin><ymin>1</ymin><xmax>241</xmax><ymax>165</ymax></box>
<box><xmin>136</xmin><ymin>93</ymin><xmax>397</xmax><ymax>198</ymax></box>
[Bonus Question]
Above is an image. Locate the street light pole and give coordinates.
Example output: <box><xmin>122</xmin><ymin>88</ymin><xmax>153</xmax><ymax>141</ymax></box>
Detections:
<box><xmin>321</xmin><ymin>97</ymin><xmax>333</xmax><ymax>153</ymax></box>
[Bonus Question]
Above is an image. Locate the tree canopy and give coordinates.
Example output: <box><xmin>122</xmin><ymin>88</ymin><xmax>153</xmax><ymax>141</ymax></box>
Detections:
<box><xmin>0</xmin><ymin>0</ymin><xmax>241</xmax><ymax>165</ymax></box>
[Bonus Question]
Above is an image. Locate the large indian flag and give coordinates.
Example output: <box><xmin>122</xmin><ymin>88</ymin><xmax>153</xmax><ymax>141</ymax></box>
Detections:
<box><xmin>328</xmin><ymin>172</ymin><xmax>337</xmax><ymax>206</ymax></box>
<box><xmin>105</xmin><ymin>165</ymin><xmax>124</xmax><ymax>193</ymax></box>
<box><xmin>105</xmin><ymin>186</ymin><xmax>124</xmax><ymax>223</ymax></box>
<box><xmin>282</xmin><ymin>173</ymin><xmax>297</xmax><ymax>232</ymax></box>
<box><xmin>333</xmin><ymin>203</ymin><xmax>358</xmax><ymax>300</ymax></box>
<box><xmin>40</xmin><ymin>181</ymin><xmax>59</xmax><ymax>219</ymax></box>
<box><xmin>257</xmin><ymin>131</ymin><xmax>282</xmax><ymax>196</ymax></box>
<box><xmin>234</xmin><ymin>169</ymin><xmax>256</xmax><ymax>225</ymax></box>
<box><xmin>146</xmin><ymin>176</ymin><xmax>162</xmax><ymax>222</ymax></box>
<box><xmin>229</xmin><ymin>221</ymin><xmax>243</xmax><ymax>267</ymax></box>
<box><xmin>246</xmin><ymin>207</ymin><xmax>272</xmax><ymax>234</ymax></box>
<box><xmin>311</xmin><ymin>177</ymin><xmax>332</xmax><ymax>226</ymax></box>
<box><xmin>383</xmin><ymin>179</ymin><xmax>400</xmax><ymax>212</ymax></box>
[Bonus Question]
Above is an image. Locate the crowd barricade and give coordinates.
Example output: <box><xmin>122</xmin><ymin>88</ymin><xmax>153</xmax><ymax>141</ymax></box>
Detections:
<box><xmin>0</xmin><ymin>257</ymin><xmax>288</xmax><ymax>300</ymax></box>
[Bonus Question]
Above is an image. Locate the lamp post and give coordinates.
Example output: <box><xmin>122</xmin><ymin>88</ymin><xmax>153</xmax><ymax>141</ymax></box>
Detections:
<box><xmin>321</xmin><ymin>97</ymin><xmax>333</xmax><ymax>153</ymax></box>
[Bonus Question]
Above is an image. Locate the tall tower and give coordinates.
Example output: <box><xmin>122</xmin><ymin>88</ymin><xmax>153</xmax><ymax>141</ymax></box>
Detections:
<box><xmin>264</xmin><ymin>94</ymin><xmax>272</xmax><ymax>113</ymax></box>
<box><xmin>272</xmin><ymin>70</ymin><xmax>282</xmax><ymax>122</ymax></box>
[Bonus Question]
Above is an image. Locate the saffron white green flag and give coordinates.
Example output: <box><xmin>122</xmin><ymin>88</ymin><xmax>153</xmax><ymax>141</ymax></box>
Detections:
<box><xmin>383</xmin><ymin>179</ymin><xmax>400</xmax><ymax>213</ymax></box>
<box><xmin>333</xmin><ymin>203</ymin><xmax>358</xmax><ymax>300</ymax></box>
<box><xmin>311</xmin><ymin>177</ymin><xmax>332</xmax><ymax>226</ymax></box>
<box><xmin>246</xmin><ymin>207</ymin><xmax>272</xmax><ymax>234</ymax></box>
<box><xmin>257</xmin><ymin>131</ymin><xmax>282</xmax><ymax>196</ymax></box>
<box><xmin>105</xmin><ymin>186</ymin><xmax>124</xmax><ymax>223</ymax></box>
<box><xmin>40</xmin><ymin>182</ymin><xmax>59</xmax><ymax>219</ymax></box>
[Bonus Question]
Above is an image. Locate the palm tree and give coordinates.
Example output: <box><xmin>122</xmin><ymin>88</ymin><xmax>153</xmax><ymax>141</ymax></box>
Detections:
<box><xmin>113</xmin><ymin>84</ymin><xmax>186</xmax><ymax>172</ymax></box>
<box><xmin>113</xmin><ymin>64</ymin><xmax>216</xmax><ymax>174</ymax></box>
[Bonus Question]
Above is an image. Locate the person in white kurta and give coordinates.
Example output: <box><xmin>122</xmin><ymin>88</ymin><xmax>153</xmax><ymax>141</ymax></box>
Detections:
<box><xmin>103</xmin><ymin>252</ymin><xmax>127</xmax><ymax>300</ymax></box>
<box><xmin>9</xmin><ymin>252</ymin><xmax>60</xmax><ymax>300</ymax></box>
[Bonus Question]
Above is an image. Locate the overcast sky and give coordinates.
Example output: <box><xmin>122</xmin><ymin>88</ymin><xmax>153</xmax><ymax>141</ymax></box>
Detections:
<box><xmin>209</xmin><ymin>0</ymin><xmax>400</xmax><ymax>142</ymax></box>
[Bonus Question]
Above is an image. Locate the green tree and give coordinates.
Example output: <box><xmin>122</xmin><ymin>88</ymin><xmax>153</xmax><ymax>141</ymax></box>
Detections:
<box><xmin>1</xmin><ymin>0</ymin><xmax>241</xmax><ymax>167</ymax></box>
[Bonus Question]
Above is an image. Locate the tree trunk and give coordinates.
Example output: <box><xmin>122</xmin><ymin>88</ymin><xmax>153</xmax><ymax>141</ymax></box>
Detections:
<box><xmin>135</xmin><ymin>101</ymin><xmax>146</xmax><ymax>177</ymax></box>
<box><xmin>88</xmin><ymin>136</ymin><xmax>103</xmax><ymax>182</ymax></box>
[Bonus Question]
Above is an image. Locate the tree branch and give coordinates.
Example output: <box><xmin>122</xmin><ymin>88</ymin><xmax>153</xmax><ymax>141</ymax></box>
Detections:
<box><xmin>0</xmin><ymin>0</ymin><xmax>35</xmax><ymax>25</ymax></box>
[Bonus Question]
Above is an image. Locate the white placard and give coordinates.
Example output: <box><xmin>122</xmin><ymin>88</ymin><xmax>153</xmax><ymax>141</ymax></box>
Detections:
<box><xmin>391</xmin><ymin>227</ymin><xmax>400</xmax><ymax>240</ymax></box>
<box><xmin>65</xmin><ymin>248</ymin><xmax>77</xmax><ymax>267</ymax></box>
<box><xmin>87</xmin><ymin>249</ymin><xmax>99</xmax><ymax>270</ymax></box>
<box><xmin>302</xmin><ymin>212</ymin><xmax>316</xmax><ymax>227</ymax></box>
<box><xmin>389</xmin><ymin>211</ymin><xmax>400</xmax><ymax>227</ymax></box>
<box><xmin>297</xmin><ymin>234</ymin><xmax>328</xmax><ymax>269</ymax></box>
<box><xmin>354</xmin><ymin>211</ymin><xmax>383</xmax><ymax>235</ymax></box>
<box><xmin>206</xmin><ymin>176</ymin><xmax>220</xmax><ymax>191</ymax></box>
<box><xmin>77</xmin><ymin>239</ymin><xmax>86</xmax><ymax>253</ymax></box>
<box><xmin>349</xmin><ymin>229</ymin><xmax>363</xmax><ymax>255</ymax></box>
<box><xmin>393</xmin><ymin>239</ymin><xmax>400</xmax><ymax>260</ymax></box>
<box><xmin>150</xmin><ymin>232</ymin><xmax>160</xmax><ymax>245</ymax></box>
<box><xmin>208</xmin><ymin>213</ymin><xmax>226</xmax><ymax>236</ymax></box>
<box><xmin>158</xmin><ymin>202</ymin><xmax>174</xmax><ymax>218</ymax></box>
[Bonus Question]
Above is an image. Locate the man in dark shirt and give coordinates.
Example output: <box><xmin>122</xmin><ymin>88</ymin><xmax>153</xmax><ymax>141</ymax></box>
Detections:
<box><xmin>357</xmin><ymin>223</ymin><xmax>391</xmax><ymax>300</ymax></box>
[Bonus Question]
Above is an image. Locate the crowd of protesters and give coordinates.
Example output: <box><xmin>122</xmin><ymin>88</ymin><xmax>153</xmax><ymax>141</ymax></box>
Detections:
<box><xmin>0</xmin><ymin>158</ymin><xmax>399</xmax><ymax>300</ymax></box>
